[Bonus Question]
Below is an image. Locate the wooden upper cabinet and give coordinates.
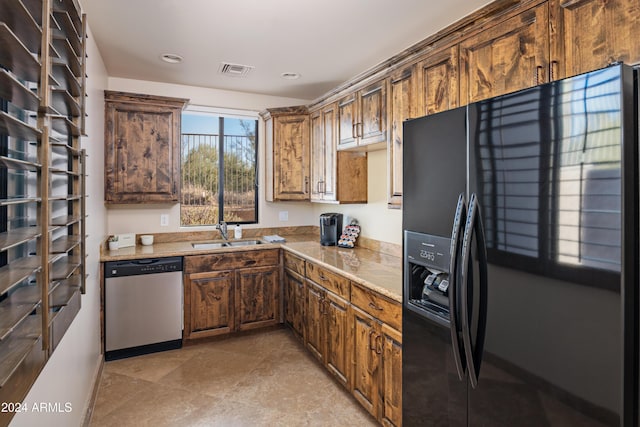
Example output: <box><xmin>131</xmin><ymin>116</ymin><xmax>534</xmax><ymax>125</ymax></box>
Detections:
<box><xmin>550</xmin><ymin>0</ymin><xmax>640</xmax><ymax>80</ymax></box>
<box><xmin>311</xmin><ymin>104</ymin><xmax>367</xmax><ymax>204</ymax></box>
<box><xmin>338</xmin><ymin>79</ymin><xmax>387</xmax><ymax>151</ymax></box>
<box><xmin>387</xmin><ymin>65</ymin><xmax>417</xmax><ymax>209</ymax></box>
<box><xmin>417</xmin><ymin>45</ymin><xmax>459</xmax><ymax>116</ymax></box>
<box><xmin>460</xmin><ymin>2</ymin><xmax>550</xmax><ymax>104</ymax></box>
<box><xmin>262</xmin><ymin>107</ymin><xmax>310</xmax><ymax>201</ymax></box>
<box><xmin>104</xmin><ymin>91</ymin><xmax>188</xmax><ymax>204</ymax></box>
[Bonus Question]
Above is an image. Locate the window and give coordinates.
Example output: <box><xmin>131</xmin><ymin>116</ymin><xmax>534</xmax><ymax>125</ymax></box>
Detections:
<box><xmin>181</xmin><ymin>107</ymin><xmax>258</xmax><ymax>226</ymax></box>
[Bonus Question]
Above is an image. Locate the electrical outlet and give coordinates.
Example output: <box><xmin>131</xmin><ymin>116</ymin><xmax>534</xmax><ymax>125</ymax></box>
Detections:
<box><xmin>160</xmin><ymin>214</ymin><xmax>169</xmax><ymax>227</ymax></box>
<box><xmin>279</xmin><ymin>211</ymin><xmax>288</xmax><ymax>221</ymax></box>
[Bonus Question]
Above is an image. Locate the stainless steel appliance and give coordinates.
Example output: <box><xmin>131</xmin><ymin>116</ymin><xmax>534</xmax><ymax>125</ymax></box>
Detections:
<box><xmin>104</xmin><ymin>257</ymin><xmax>183</xmax><ymax>360</ymax></box>
<box><xmin>320</xmin><ymin>212</ymin><xmax>343</xmax><ymax>246</ymax></box>
<box><xmin>402</xmin><ymin>64</ymin><xmax>638</xmax><ymax>426</ymax></box>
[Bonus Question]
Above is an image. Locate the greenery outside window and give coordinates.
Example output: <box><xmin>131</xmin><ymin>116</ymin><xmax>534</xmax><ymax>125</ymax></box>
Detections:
<box><xmin>181</xmin><ymin>107</ymin><xmax>258</xmax><ymax>226</ymax></box>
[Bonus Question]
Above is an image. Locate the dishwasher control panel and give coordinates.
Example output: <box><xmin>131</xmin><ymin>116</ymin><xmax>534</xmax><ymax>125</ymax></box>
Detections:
<box><xmin>105</xmin><ymin>257</ymin><xmax>183</xmax><ymax>278</ymax></box>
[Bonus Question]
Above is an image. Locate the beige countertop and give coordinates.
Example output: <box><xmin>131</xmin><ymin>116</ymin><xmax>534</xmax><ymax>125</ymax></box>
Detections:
<box><xmin>100</xmin><ymin>234</ymin><xmax>402</xmax><ymax>302</ymax></box>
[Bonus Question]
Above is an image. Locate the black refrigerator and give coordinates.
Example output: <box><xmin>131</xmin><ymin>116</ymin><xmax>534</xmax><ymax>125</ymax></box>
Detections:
<box><xmin>401</xmin><ymin>64</ymin><xmax>638</xmax><ymax>427</ymax></box>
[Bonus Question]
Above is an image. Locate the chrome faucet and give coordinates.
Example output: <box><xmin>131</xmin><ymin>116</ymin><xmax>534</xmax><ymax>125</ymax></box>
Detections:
<box><xmin>216</xmin><ymin>221</ymin><xmax>228</xmax><ymax>240</ymax></box>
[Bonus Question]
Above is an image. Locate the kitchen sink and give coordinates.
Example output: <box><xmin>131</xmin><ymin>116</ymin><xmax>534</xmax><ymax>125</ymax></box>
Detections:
<box><xmin>226</xmin><ymin>240</ymin><xmax>263</xmax><ymax>246</ymax></box>
<box><xmin>191</xmin><ymin>242</ymin><xmax>229</xmax><ymax>249</ymax></box>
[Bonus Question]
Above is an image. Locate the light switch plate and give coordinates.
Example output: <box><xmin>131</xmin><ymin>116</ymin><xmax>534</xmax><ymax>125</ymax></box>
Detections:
<box><xmin>117</xmin><ymin>233</ymin><xmax>135</xmax><ymax>248</ymax></box>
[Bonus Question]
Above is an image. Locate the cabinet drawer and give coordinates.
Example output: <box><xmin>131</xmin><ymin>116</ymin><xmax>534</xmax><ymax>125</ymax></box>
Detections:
<box><xmin>185</xmin><ymin>249</ymin><xmax>280</xmax><ymax>273</ymax></box>
<box><xmin>284</xmin><ymin>251</ymin><xmax>305</xmax><ymax>276</ymax></box>
<box><xmin>306</xmin><ymin>261</ymin><xmax>350</xmax><ymax>299</ymax></box>
<box><xmin>351</xmin><ymin>283</ymin><xmax>401</xmax><ymax>331</ymax></box>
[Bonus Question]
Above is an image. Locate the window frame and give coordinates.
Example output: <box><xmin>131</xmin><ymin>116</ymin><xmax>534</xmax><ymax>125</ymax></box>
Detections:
<box><xmin>180</xmin><ymin>105</ymin><xmax>259</xmax><ymax>227</ymax></box>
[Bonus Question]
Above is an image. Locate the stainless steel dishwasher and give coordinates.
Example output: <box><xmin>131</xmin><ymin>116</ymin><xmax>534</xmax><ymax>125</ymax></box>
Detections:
<box><xmin>104</xmin><ymin>257</ymin><xmax>183</xmax><ymax>360</ymax></box>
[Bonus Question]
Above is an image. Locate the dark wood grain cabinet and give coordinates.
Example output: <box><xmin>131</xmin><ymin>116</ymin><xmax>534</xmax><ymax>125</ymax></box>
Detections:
<box><xmin>262</xmin><ymin>107</ymin><xmax>310</xmax><ymax>201</ymax></box>
<box><xmin>185</xmin><ymin>270</ymin><xmax>235</xmax><ymax>339</ymax></box>
<box><xmin>304</xmin><ymin>260</ymin><xmax>353</xmax><ymax>389</ymax></box>
<box><xmin>236</xmin><ymin>265</ymin><xmax>280</xmax><ymax>331</ymax></box>
<box><xmin>183</xmin><ymin>249</ymin><xmax>280</xmax><ymax>340</ymax></box>
<box><xmin>550</xmin><ymin>0</ymin><xmax>640</xmax><ymax>80</ymax></box>
<box><xmin>338</xmin><ymin>79</ymin><xmax>387</xmax><ymax>151</ymax></box>
<box><xmin>387</xmin><ymin>65</ymin><xmax>417</xmax><ymax>209</ymax></box>
<box><xmin>416</xmin><ymin>45</ymin><xmax>459</xmax><ymax>116</ymax></box>
<box><xmin>283</xmin><ymin>252</ymin><xmax>306</xmax><ymax>340</ymax></box>
<box><xmin>104</xmin><ymin>91</ymin><xmax>188</xmax><ymax>204</ymax></box>
<box><xmin>310</xmin><ymin>104</ymin><xmax>368</xmax><ymax>204</ymax></box>
<box><xmin>459</xmin><ymin>2</ymin><xmax>551</xmax><ymax>104</ymax></box>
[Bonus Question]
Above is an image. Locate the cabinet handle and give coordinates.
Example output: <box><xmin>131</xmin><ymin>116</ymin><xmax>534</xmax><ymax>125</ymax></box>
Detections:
<box><xmin>352</xmin><ymin>123</ymin><xmax>357</xmax><ymax>139</ymax></box>
<box><xmin>550</xmin><ymin>61</ymin><xmax>558</xmax><ymax>81</ymax></box>
<box><xmin>369</xmin><ymin>330</ymin><xmax>377</xmax><ymax>351</ymax></box>
<box><xmin>320</xmin><ymin>180</ymin><xmax>325</xmax><ymax>194</ymax></box>
<box><xmin>368</xmin><ymin>301</ymin><xmax>384</xmax><ymax>311</ymax></box>
<box><xmin>316</xmin><ymin>181</ymin><xmax>321</xmax><ymax>193</ymax></box>
<box><xmin>358</xmin><ymin>123</ymin><xmax>363</xmax><ymax>138</ymax></box>
<box><xmin>535</xmin><ymin>65</ymin><xmax>543</xmax><ymax>85</ymax></box>
<box><xmin>304</xmin><ymin>176</ymin><xmax>309</xmax><ymax>194</ymax></box>
<box><xmin>375</xmin><ymin>334</ymin><xmax>383</xmax><ymax>355</ymax></box>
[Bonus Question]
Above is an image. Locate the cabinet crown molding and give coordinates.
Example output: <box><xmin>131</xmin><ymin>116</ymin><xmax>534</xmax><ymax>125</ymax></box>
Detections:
<box><xmin>104</xmin><ymin>90</ymin><xmax>189</xmax><ymax>109</ymax></box>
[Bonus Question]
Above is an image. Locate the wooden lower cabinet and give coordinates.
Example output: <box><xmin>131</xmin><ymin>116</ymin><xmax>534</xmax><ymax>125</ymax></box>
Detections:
<box><xmin>352</xmin><ymin>305</ymin><xmax>403</xmax><ymax>426</ymax></box>
<box><xmin>305</xmin><ymin>280</ymin><xmax>326</xmax><ymax>363</ymax></box>
<box><xmin>282</xmin><ymin>251</ymin><xmax>402</xmax><ymax>425</ymax></box>
<box><xmin>185</xmin><ymin>270</ymin><xmax>235</xmax><ymax>339</ymax></box>
<box><xmin>236</xmin><ymin>265</ymin><xmax>280</xmax><ymax>331</ymax></box>
<box><xmin>325</xmin><ymin>291</ymin><xmax>351</xmax><ymax>389</ymax></box>
<box><xmin>183</xmin><ymin>249</ymin><xmax>280</xmax><ymax>340</ymax></box>
<box><xmin>352</xmin><ymin>305</ymin><xmax>380</xmax><ymax>417</ymax></box>
<box><xmin>283</xmin><ymin>267</ymin><xmax>305</xmax><ymax>339</ymax></box>
<box><xmin>381</xmin><ymin>324</ymin><xmax>403</xmax><ymax>427</ymax></box>
<box><xmin>304</xmin><ymin>278</ymin><xmax>352</xmax><ymax>389</ymax></box>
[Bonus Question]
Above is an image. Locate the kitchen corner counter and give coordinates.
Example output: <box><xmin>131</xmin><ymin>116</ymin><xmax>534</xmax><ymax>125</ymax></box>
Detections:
<box><xmin>100</xmin><ymin>234</ymin><xmax>402</xmax><ymax>302</ymax></box>
<box><xmin>282</xmin><ymin>241</ymin><xmax>402</xmax><ymax>302</ymax></box>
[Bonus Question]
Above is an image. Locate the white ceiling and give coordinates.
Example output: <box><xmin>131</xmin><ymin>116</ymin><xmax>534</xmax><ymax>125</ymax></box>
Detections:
<box><xmin>81</xmin><ymin>0</ymin><xmax>491</xmax><ymax>101</ymax></box>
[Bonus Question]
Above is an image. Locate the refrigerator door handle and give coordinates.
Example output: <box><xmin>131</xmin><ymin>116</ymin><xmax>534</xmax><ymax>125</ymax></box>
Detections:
<box><xmin>460</xmin><ymin>193</ymin><xmax>488</xmax><ymax>389</ymax></box>
<box><xmin>448</xmin><ymin>192</ymin><xmax>467</xmax><ymax>381</ymax></box>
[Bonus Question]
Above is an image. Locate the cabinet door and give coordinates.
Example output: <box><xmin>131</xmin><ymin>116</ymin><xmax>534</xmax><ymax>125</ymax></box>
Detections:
<box><xmin>337</xmin><ymin>94</ymin><xmax>358</xmax><ymax>150</ymax></box>
<box><xmin>550</xmin><ymin>0</ymin><xmax>640</xmax><ymax>80</ymax></box>
<box><xmin>186</xmin><ymin>270</ymin><xmax>234</xmax><ymax>339</ymax></box>
<box><xmin>321</xmin><ymin>103</ymin><xmax>338</xmax><ymax>201</ymax></box>
<box><xmin>359</xmin><ymin>80</ymin><xmax>387</xmax><ymax>147</ymax></box>
<box><xmin>284</xmin><ymin>268</ymin><xmax>305</xmax><ymax>340</ymax></box>
<box><xmin>387</xmin><ymin>66</ymin><xmax>417</xmax><ymax>209</ymax></box>
<box><xmin>325</xmin><ymin>291</ymin><xmax>352</xmax><ymax>389</ymax></box>
<box><xmin>460</xmin><ymin>3</ymin><xmax>550</xmax><ymax>104</ymax></box>
<box><xmin>274</xmin><ymin>114</ymin><xmax>310</xmax><ymax>200</ymax></box>
<box><xmin>305</xmin><ymin>280</ymin><xmax>326</xmax><ymax>363</ymax></box>
<box><xmin>236</xmin><ymin>265</ymin><xmax>279</xmax><ymax>331</ymax></box>
<box><xmin>381</xmin><ymin>324</ymin><xmax>402</xmax><ymax>427</ymax></box>
<box><xmin>309</xmin><ymin>110</ymin><xmax>324</xmax><ymax>202</ymax></box>
<box><xmin>105</xmin><ymin>101</ymin><xmax>182</xmax><ymax>203</ymax></box>
<box><xmin>417</xmin><ymin>45</ymin><xmax>459</xmax><ymax>116</ymax></box>
<box><xmin>351</xmin><ymin>305</ymin><xmax>380</xmax><ymax>418</ymax></box>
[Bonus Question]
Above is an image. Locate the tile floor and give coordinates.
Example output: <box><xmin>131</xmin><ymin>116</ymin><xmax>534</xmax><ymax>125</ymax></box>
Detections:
<box><xmin>89</xmin><ymin>328</ymin><xmax>378</xmax><ymax>426</ymax></box>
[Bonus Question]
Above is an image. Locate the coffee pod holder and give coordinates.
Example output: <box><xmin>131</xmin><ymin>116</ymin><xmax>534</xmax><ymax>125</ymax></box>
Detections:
<box><xmin>338</xmin><ymin>219</ymin><xmax>361</xmax><ymax>248</ymax></box>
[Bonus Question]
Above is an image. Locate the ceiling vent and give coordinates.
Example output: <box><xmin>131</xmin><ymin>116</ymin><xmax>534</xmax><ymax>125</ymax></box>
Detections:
<box><xmin>218</xmin><ymin>62</ymin><xmax>254</xmax><ymax>77</ymax></box>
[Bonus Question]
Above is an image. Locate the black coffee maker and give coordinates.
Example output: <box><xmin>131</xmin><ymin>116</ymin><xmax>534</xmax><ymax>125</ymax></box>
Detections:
<box><xmin>320</xmin><ymin>213</ymin><xmax>343</xmax><ymax>246</ymax></box>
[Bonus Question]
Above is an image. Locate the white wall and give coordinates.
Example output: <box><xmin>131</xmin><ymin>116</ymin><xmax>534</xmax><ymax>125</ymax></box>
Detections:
<box><xmin>10</xmin><ymin>25</ymin><xmax>108</xmax><ymax>427</ymax></box>
<box><xmin>313</xmin><ymin>149</ymin><xmax>403</xmax><ymax>244</ymax></box>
